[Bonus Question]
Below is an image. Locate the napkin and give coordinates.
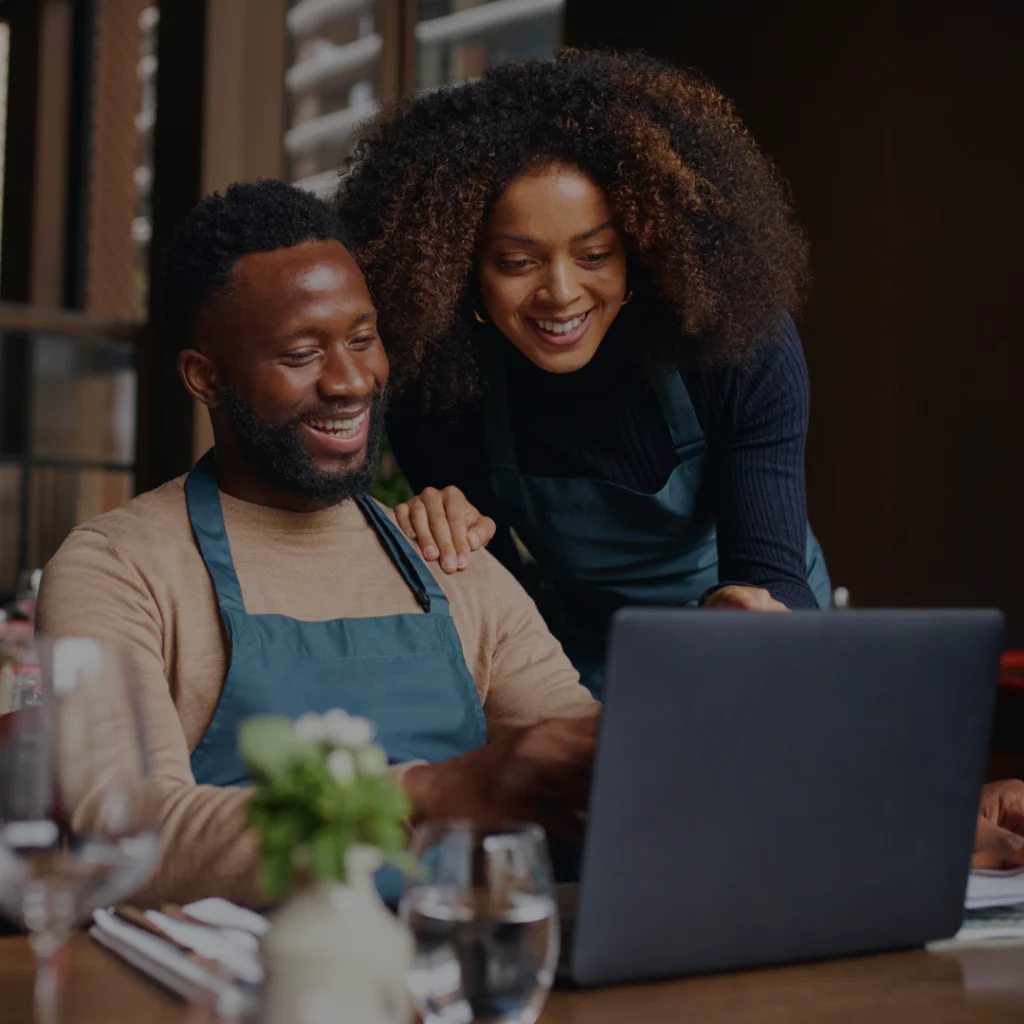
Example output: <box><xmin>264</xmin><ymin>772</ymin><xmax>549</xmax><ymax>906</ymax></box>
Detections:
<box><xmin>90</xmin><ymin>897</ymin><xmax>269</xmax><ymax>1016</ymax></box>
<box><xmin>965</xmin><ymin>868</ymin><xmax>1024</xmax><ymax>910</ymax></box>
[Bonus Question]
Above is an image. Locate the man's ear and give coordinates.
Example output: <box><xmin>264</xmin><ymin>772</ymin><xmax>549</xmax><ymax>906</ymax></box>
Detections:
<box><xmin>178</xmin><ymin>348</ymin><xmax>221</xmax><ymax>408</ymax></box>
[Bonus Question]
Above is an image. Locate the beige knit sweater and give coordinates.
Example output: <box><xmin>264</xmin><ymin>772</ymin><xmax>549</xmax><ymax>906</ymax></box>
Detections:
<box><xmin>36</xmin><ymin>477</ymin><xmax>597</xmax><ymax>907</ymax></box>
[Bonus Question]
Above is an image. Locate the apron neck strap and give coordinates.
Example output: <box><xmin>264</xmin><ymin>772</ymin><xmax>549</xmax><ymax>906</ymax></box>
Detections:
<box><xmin>646</xmin><ymin>364</ymin><xmax>708</xmax><ymax>460</ymax></box>
<box><xmin>485</xmin><ymin>347</ymin><xmax>708</xmax><ymax>475</ymax></box>
<box><xmin>185</xmin><ymin>452</ymin><xmax>451</xmax><ymax>617</ymax></box>
<box><xmin>184</xmin><ymin>449</ymin><xmax>247</xmax><ymax>615</ymax></box>
<box><xmin>355</xmin><ymin>495</ymin><xmax>449</xmax><ymax>615</ymax></box>
<box><xmin>483</xmin><ymin>349</ymin><xmax>519</xmax><ymax>473</ymax></box>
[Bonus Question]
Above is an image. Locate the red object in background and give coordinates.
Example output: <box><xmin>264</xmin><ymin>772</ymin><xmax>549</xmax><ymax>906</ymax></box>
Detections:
<box><xmin>1001</xmin><ymin>651</ymin><xmax>1024</xmax><ymax>691</ymax></box>
<box><xmin>0</xmin><ymin>621</ymin><xmax>33</xmax><ymax>642</ymax></box>
<box><xmin>0</xmin><ymin>706</ymin><xmax>41</xmax><ymax>741</ymax></box>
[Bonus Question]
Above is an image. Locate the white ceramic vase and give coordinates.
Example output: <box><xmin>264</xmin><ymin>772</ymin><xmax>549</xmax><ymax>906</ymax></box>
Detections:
<box><xmin>260</xmin><ymin>846</ymin><xmax>412</xmax><ymax>1024</ymax></box>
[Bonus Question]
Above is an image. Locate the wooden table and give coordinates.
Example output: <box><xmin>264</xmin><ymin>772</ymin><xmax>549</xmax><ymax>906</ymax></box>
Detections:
<box><xmin>3</xmin><ymin>934</ymin><xmax>1024</xmax><ymax>1022</ymax></box>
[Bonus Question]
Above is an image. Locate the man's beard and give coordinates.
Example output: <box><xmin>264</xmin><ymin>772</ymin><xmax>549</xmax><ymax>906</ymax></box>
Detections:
<box><xmin>218</xmin><ymin>380</ymin><xmax>387</xmax><ymax>505</ymax></box>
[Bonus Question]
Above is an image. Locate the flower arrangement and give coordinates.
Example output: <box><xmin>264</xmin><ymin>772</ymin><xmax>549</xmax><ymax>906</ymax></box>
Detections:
<box><xmin>238</xmin><ymin>709</ymin><xmax>414</xmax><ymax>898</ymax></box>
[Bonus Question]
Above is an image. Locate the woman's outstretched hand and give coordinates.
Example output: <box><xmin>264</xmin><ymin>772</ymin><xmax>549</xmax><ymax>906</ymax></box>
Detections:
<box><xmin>396</xmin><ymin>486</ymin><xmax>497</xmax><ymax>573</ymax></box>
<box><xmin>974</xmin><ymin>779</ymin><xmax>1024</xmax><ymax>869</ymax></box>
<box><xmin>704</xmin><ymin>585</ymin><xmax>789</xmax><ymax>612</ymax></box>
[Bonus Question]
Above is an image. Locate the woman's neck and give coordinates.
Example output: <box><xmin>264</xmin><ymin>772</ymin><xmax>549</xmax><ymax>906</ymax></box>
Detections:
<box><xmin>504</xmin><ymin>317</ymin><xmax>634</xmax><ymax>396</ymax></box>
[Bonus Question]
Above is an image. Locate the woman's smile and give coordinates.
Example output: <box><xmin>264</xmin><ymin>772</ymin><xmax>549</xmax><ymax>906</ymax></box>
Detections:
<box><xmin>525</xmin><ymin>308</ymin><xmax>595</xmax><ymax>347</ymax></box>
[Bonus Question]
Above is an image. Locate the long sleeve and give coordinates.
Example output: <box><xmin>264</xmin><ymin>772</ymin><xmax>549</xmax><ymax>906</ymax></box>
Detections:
<box><xmin>35</xmin><ymin>529</ymin><xmax>271</xmax><ymax>907</ymax></box>
<box><xmin>475</xmin><ymin>553</ymin><xmax>599</xmax><ymax>728</ymax></box>
<box><xmin>688</xmin><ymin>314</ymin><xmax>819</xmax><ymax>608</ymax></box>
<box><xmin>36</xmin><ymin>532</ymin><xmax>427</xmax><ymax>908</ymax></box>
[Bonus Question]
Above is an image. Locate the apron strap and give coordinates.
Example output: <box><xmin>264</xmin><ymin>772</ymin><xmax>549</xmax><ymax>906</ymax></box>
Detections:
<box><xmin>184</xmin><ymin>449</ymin><xmax>247</xmax><ymax>616</ymax></box>
<box><xmin>485</xmin><ymin>347</ymin><xmax>708</xmax><ymax>495</ymax></box>
<box><xmin>647</xmin><ymin>367</ymin><xmax>708</xmax><ymax>462</ymax></box>
<box><xmin>483</xmin><ymin>349</ymin><xmax>530</xmax><ymax>514</ymax></box>
<box><xmin>483</xmin><ymin>352</ymin><xmax>519</xmax><ymax>474</ymax></box>
<box><xmin>355</xmin><ymin>495</ymin><xmax>450</xmax><ymax>616</ymax></box>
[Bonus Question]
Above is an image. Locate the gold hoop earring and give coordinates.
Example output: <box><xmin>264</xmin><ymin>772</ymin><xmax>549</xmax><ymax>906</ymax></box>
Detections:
<box><xmin>621</xmin><ymin>290</ymin><xmax>634</xmax><ymax>306</ymax></box>
<box><xmin>473</xmin><ymin>309</ymin><xmax>489</xmax><ymax>324</ymax></box>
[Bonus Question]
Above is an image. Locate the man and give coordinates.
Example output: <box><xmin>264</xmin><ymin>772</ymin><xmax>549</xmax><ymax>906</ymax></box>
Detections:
<box><xmin>37</xmin><ymin>181</ymin><xmax>598</xmax><ymax>908</ymax></box>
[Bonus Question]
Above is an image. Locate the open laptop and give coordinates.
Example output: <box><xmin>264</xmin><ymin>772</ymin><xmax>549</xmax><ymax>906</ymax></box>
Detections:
<box><xmin>560</xmin><ymin>608</ymin><xmax>1004</xmax><ymax>987</ymax></box>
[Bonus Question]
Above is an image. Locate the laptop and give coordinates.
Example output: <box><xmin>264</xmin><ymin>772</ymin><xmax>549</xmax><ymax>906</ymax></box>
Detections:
<box><xmin>561</xmin><ymin>608</ymin><xmax>1004</xmax><ymax>987</ymax></box>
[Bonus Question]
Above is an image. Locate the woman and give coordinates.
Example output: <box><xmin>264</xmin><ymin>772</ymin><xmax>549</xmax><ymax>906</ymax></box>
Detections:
<box><xmin>337</xmin><ymin>49</ymin><xmax>830</xmax><ymax>695</ymax></box>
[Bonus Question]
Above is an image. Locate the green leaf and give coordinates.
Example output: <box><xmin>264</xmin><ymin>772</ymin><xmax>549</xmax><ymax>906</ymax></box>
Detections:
<box><xmin>259</xmin><ymin>847</ymin><xmax>294</xmax><ymax>899</ymax></box>
<box><xmin>309</xmin><ymin>827</ymin><xmax>354</xmax><ymax>884</ymax></box>
<box><xmin>370</xmin><ymin>434</ymin><xmax>412</xmax><ymax>508</ymax></box>
<box><xmin>259</xmin><ymin>807</ymin><xmax>317</xmax><ymax>851</ymax></box>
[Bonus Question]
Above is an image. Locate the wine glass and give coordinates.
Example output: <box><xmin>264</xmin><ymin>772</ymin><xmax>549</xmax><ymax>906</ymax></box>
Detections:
<box><xmin>400</xmin><ymin>821</ymin><xmax>559</xmax><ymax>1024</ymax></box>
<box><xmin>0</xmin><ymin>633</ymin><xmax>161</xmax><ymax>1024</ymax></box>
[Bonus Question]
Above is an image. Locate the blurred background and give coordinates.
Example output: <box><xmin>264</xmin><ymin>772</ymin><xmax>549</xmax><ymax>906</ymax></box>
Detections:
<box><xmin>0</xmin><ymin>0</ymin><xmax>1020</xmax><ymax>650</ymax></box>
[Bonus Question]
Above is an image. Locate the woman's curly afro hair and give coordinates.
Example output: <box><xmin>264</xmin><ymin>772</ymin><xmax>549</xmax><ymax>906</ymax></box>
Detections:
<box><xmin>337</xmin><ymin>48</ymin><xmax>809</xmax><ymax>406</ymax></box>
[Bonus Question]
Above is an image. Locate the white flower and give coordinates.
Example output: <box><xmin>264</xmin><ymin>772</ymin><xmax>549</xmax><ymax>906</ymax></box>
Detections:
<box><xmin>327</xmin><ymin>748</ymin><xmax>355</xmax><ymax>783</ymax></box>
<box><xmin>322</xmin><ymin>708</ymin><xmax>375</xmax><ymax>748</ymax></box>
<box><xmin>293</xmin><ymin>713</ymin><xmax>326</xmax><ymax>743</ymax></box>
<box><xmin>356</xmin><ymin>746</ymin><xmax>388</xmax><ymax>776</ymax></box>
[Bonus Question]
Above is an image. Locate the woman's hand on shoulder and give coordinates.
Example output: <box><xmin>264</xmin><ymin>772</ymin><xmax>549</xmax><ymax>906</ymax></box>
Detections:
<box><xmin>396</xmin><ymin>486</ymin><xmax>497</xmax><ymax>573</ymax></box>
<box><xmin>704</xmin><ymin>585</ymin><xmax>789</xmax><ymax>612</ymax></box>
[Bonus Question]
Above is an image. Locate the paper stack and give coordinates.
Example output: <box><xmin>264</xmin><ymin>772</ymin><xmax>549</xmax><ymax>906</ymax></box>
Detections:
<box><xmin>949</xmin><ymin>869</ymin><xmax>1024</xmax><ymax>944</ymax></box>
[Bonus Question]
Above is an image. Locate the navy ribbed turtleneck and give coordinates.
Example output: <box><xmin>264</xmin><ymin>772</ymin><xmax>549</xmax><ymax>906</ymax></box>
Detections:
<box><xmin>386</xmin><ymin>312</ymin><xmax>819</xmax><ymax>608</ymax></box>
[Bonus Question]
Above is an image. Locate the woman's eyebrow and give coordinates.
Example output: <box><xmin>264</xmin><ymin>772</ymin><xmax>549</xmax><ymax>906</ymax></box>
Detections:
<box><xmin>572</xmin><ymin>220</ymin><xmax>615</xmax><ymax>242</ymax></box>
<box><xmin>495</xmin><ymin>221</ymin><xmax>616</xmax><ymax>245</ymax></box>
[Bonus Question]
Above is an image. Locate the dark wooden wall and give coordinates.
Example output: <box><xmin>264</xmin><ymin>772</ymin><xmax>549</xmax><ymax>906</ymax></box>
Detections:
<box><xmin>565</xmin><ymin>1</ymin><xmax>1024</xmax><ymax>644</ymax></box>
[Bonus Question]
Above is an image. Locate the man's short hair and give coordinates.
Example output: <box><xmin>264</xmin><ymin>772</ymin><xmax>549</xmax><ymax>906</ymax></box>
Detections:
<box><xmin>162</xmin><ymin>179</ymin><xmax>349</xmax><ymax>343</ymax></box>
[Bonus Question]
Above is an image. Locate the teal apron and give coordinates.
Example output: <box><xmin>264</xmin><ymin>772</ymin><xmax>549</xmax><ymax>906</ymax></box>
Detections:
<box><xmin>185</xmin><ymin>450</ymin><xmax>488</xmax><ymax>900</ymax></box>
<box><xmin>486</xmin><ymin>358</ymin><xmax>831</xmax><ymax>697</ymax></box>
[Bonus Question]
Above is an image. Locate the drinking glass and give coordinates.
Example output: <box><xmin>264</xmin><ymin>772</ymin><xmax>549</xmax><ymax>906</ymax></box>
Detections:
<box><xmin>400</xmin><ymin>821</ymin><xmax>559</xmax><ymax>1024</ymax></box>
<box><xmin>0</xmin><ymin>633</ymin><xmax>161</xmax><ymax>1024</ymax></box>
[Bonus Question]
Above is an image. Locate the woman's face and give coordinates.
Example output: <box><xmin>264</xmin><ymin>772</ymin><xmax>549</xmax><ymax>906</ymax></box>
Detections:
<box><xmin>477</xmin><ymin>164</ymin><xmax>628</xmax><ymax>373</ymax></box>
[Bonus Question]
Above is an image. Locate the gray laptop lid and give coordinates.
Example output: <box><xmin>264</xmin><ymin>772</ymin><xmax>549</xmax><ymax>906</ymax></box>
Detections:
<box><xmin>570</xmin><ymin>609</ymin><xmax>1003</xmax><ymax>987</ymax></box>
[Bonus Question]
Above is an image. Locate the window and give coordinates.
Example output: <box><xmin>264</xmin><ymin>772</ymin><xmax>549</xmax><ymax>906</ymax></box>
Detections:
<box><xmin>284</xmin><ymin>0</ymin><xmax>565</xmax><ymax>196</ymax></box>
<box><xmin>0</xmin><ymin>321</ymin><xmax>136</xmax><ymax>599</ymax></box>
<box><xmin>285</xmin><ymin>0</ymin><xmax>383</xmax><ymax>196</ymax></box>
<box><xmin>417</xmin><ymin>0</ymin><xmax>564</xmax><ymax>90</ymax></box>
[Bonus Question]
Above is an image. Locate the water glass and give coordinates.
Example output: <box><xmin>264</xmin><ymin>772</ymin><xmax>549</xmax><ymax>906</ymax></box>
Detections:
<box><xmin>400</xmin><ymin>821</ymin><xmax>559</xmax><ymax>1024</ymax></box>
<box><xmin>0</xmin><ymin>633</ymin><xmax>161</xmax><ymax>1024</ymax></box>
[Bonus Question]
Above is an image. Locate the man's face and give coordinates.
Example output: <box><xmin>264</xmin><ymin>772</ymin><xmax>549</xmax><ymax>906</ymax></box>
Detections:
<box><xmin>197</xmin><ymin>239</ymin><xmax>389</xmax><ymax>504</ymax></box>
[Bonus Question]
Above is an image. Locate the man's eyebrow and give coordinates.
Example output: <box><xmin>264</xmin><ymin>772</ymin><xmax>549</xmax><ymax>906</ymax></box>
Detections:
<box><xmin>495</xmin><ymin>221</ymin><xmax>616</xmax><ymax>245</ymax></box>
<box><xmin>274</xmin><ymin>309</ymin><xmax>377</xmax><ymax>342</ymax></box>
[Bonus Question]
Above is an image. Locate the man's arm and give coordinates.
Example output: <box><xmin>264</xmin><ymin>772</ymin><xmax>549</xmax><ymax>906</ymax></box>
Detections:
<box><xmin>404</xmin><ymin>715</ymin><xmax>598</xmax><ymax>844</ymax></box>
<box><xmin>477</xmin><ymin>552</ymin><xmax>599</xmax><ymax>727</ymax></box>
<box><xmin>36</xmin><ymin>528</ymin><xmax>266</xmax><ymax>907</ymax></box>
<box><xmin>400</xmin><ymin>554</ymin><xmax>600</xmax><ymax>839</ymax></box>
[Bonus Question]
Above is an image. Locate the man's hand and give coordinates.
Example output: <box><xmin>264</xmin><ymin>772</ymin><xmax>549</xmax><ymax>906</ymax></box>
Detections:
<box><xmin>395</xmin><ymin>485</ymin><xmax>497</xmax><ymax>574</ymax></box>
<box><xmin>403</xmin><ymin>716</ymin><xmax>599</xmax><ymax>845</ymax></box>
<box><xmin>974</xmin><ymin>779</ymin><xmax>1024</xmax><ymax>868</ymax></box>
<box><xmin>704</xmin><ymin>585</ymin><xmax>788</xmax><ymax>612</ymax></box>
